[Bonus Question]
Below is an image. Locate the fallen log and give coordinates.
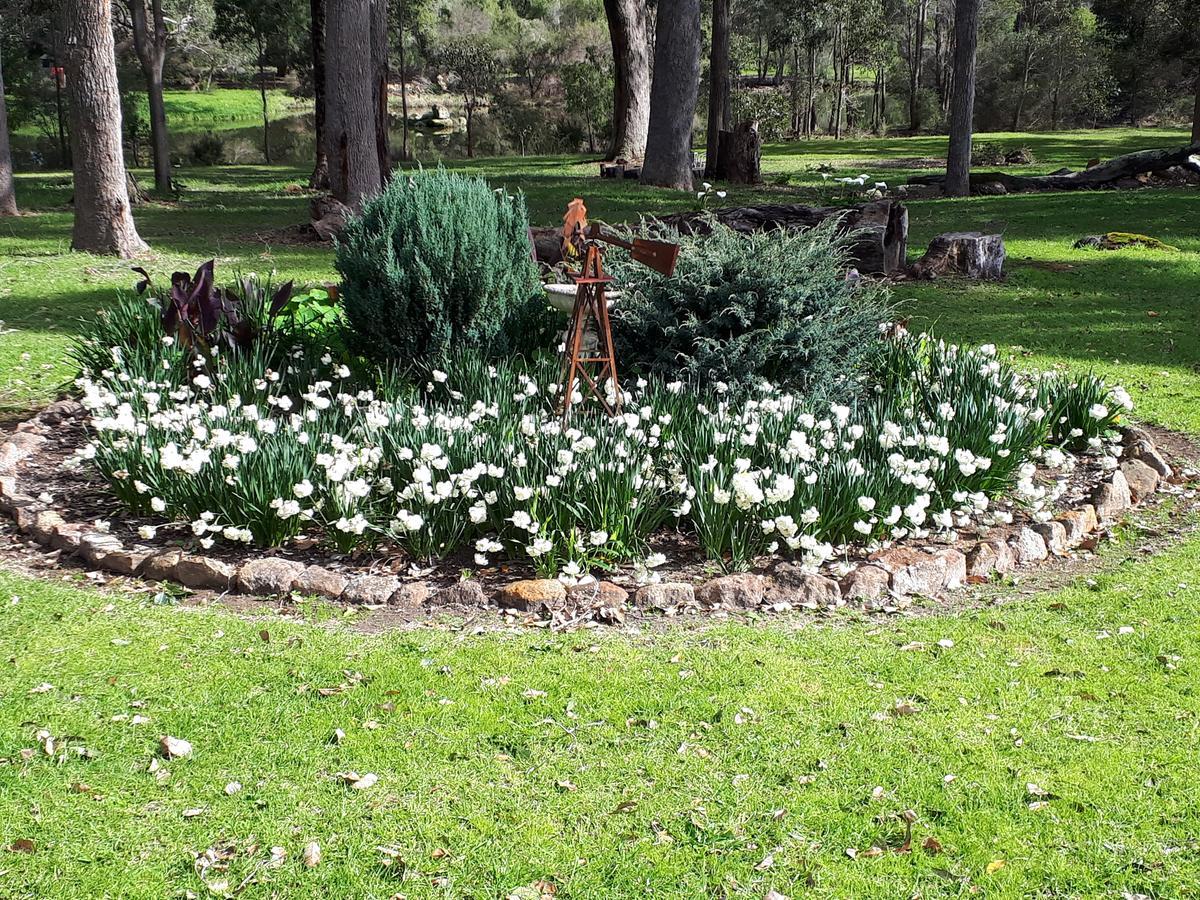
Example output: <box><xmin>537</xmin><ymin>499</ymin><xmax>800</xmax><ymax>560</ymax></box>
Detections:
<box><xmin>909</xmin><ymin>232</ymin><xmax>1005</xmax><ymax>280</ymax></box>
<box><xmin>657</xmin><ymin>199</ymin><xmax>909</xmax><ymax>275</ymax></box>
<box><xmin>909</xmin><ymin>143</ymin><xmax>1200</xmax><ymax>194</ymax></box>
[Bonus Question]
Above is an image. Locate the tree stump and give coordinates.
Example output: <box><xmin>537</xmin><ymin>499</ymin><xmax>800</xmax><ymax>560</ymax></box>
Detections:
<box><xmin>715</xmin><ymin>120</ymin><xmax>762</xmax><ymax>184</ymax></box>
<box><xmin>909</xmin><ymin>232</ymin><xmax>1005</xmax><ymax>280</ymax></box>
<box><xmin>309</xmin><ymin>195</ymin><xmax>352</xmax><ymax>241</ymax></box>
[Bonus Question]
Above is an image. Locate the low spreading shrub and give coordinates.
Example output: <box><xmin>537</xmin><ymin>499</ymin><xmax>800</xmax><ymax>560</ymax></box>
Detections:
<box><xmin>608</xmin><ymin>218</ymin><xmax>893</xmax><ymax>400</ymax></box>
<box><xmin>335</xmin><ymin>168</ymin><xmax>548</xmax><ymax>366</ymax></box>
<box><xmin>72</xmin><ymin>291</ymin><xmax>1133</xmax><ymax>576</ymax></box>
<box><xmin>189</xmin><ymin>134</ymin><xmax>226</xmax><ymax>166</ymax></box>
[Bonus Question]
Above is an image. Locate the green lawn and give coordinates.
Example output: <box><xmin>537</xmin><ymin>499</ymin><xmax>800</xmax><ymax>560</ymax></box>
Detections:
<box><xmin>1</xmin><ymin>128</ymin><xmax>1199</xmax><ymax>896</ymax></box>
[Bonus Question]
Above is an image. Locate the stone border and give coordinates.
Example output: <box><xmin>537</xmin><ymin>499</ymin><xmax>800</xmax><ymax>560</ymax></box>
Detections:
<box><xmin>0</xmin><ymin>401</ymin><xmax>1183</xmax><ymax>620</ymax></box>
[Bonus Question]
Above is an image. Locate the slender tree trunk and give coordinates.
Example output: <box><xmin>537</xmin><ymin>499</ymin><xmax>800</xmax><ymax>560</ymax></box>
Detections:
<box><xmin>51</xmin><ymin>28</ymin><xmax>70</xmax><ymax>167</ymax></box>
<box><xmin>1191</xmin><ymin>72</ymin><xmax>1200</xmax><ymax>144</ymax></box>
<box><xmin>257</xmin><ymin>36</ymin><xmax>271</xmax><ymax>164</ymax></box>
<box><xmin>63</xmin><ymin>0</ymin><xmax>146</xmax><ymax>255</ymax></box>
<box><xmin>309</xmin><ymin>0</ymin><xmax>329</xmax><ymax>188</ymax></box>
<box><xmin>398</xmin><ymin>0</ymin><xmax>410</xmax><ymax>160</ymax></box>
<box><xmin>370</xmin><ymin>0</ymin><xmax>390</xmax><ymax>182</ymax></box>
<box><xmin>944</xmin><ymin>0</ymin><xmax>980</xmax><ymax>197</ymax></box>
<box><xmin>603</xmin><ymin>0</ymin><xmax>651</xmax><ymax>160</ymax></box>
<box><xmin>704</xmin><ymin>0</ymin><xmax>732</xmax><ymax>177</ymax></box>
<box><xmin>806</xmin><ymin>45</ymin><xmax>817</xmax><ymax>138</ymax></box>
<box><xmin>908</xmin><ymin>0</ymin><xmax>927</xmax><ymax>132</ymax></box>
<box><xmin>641</xmin><ymin>0</ymin><xmax>701</xmax><ymax>190</ymax></box>
<box><xmin>128</xmin><ymin>0</ymin><xmax>171</xmax><ymax>192</ymax></box>
<box><xmin>0</xmin><ymin>45</ymin><xmax>16</xmax><ymax>216</ymax></box>
<box><xmin>465</xmin><ymin>106</ymin><xmax>475</xmax><ymax>158</ymax></box>
<box><xmin>1011</xmin><ymin>44</ymin><xmax>1033</xmax><ymax>131</ymax></box>
<box><xmin>326</xmin><ymin>0</ymin><xmax>380</xmax><ymax>207</ymax></box>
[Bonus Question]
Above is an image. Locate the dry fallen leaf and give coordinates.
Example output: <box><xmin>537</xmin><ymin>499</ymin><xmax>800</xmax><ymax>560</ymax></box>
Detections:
<box><xmin>159</xmin><ymin>735</ymin><xmax>193</xmax><ymax>759</ymax></box>
<box><xmin>986</xmin><ymin>859</ymin><xmax>1007</xmax><ymax>874</ymax></box>
<box><xmin>336</xmin><ymin>771</ymin><xmax>378</xmax><ymax>790</ymax></box>
<box><xmin>923</xmin><ymin>836</ymin><xmax>943</xmax><ymax>854</ymax></box>
<box><xmin>9</xmin><ymin>839</ymin><xmax>35</xmax><ymax>853</ymax></box>
<box><xmin>764</xmin><ymin>892</ymin><xmax>790</xmax><ymax>900</ymax></box>
<box><xmin>182</xmin><ymin>807</ymin><xmax>207</xmax><ymax>818</ymax></box>
<box><xmin>224</xmin><ymin>781</ymin><xmax>242</xmax><ymax>795</ymax></box>
<box><xmin>302</xmin><ymin>840</ymin><xmax>321</xmax><ymax>868</ymax></box>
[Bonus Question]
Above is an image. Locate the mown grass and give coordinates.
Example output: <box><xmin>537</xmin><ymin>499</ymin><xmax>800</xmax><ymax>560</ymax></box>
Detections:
<box><xmin>1</xmin><ymin>123</ymin><xmax>1199</xmax><ymax>896</ymax></box>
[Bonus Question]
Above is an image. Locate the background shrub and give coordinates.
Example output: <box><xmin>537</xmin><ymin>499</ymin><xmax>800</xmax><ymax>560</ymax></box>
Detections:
<box><xmin>189</xmin><ymin>134</ymin><xmax>226</xmax><ymax>166</ymax></box>
<box><xmin>335</xmin><ymin>168</ymin><xmax>547</xmax><ymax>365</ymax></box>
<box><xmin>608</xmin><ymin>218</ymin><xmax>893</xmax><ymax>399</ymax></box>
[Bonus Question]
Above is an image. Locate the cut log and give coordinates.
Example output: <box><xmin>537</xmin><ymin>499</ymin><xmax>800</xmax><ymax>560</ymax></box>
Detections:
<box><xmin>715</xmin><ymin>120</ymin><xmax>762</xmax><ymax>184</ymax></box>
<box><xmin>657</xmin><ymin>199</ymin><xmax>908</xmax><ymax>275</ymax></box>
<box><xmin>909</xmin><ymin>143</ymin><xmax>1200</xmax><ymax>194</ymax></box>
<box><xmin>909</xmin><ymin>232</ymin><xmax>1005</xmax><ymax>280</ymax></box>
<box><xmin>309</xmin><ymin>194</ymin><xmax>352</xmax><ymax>241</ymax></box>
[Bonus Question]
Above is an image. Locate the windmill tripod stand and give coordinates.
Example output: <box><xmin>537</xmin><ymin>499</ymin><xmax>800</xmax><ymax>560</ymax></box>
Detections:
<box><xmin>556</xmin><ymin>199</ymin><xmax>679</xmax><ymax>421</ymax></box>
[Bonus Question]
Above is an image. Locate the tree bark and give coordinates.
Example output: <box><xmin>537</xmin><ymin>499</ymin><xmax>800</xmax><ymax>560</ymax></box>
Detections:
<box><xmin>63</xmin><ymin>0</ymin><xmax>147</xmax><ymax>256</ymax></box>
<box><xmin>397</xmin><ymin>0</ymin><xmax>410</xmax><ymax>160</ymax></box>
<box><xmin>704</xmin><ymin>0</ymin><xmax>732</xmax><ymax>177</ymax></box>
<box><xmin>1010</xmin><ymin>43</ymin><xmax>1033</xmax><ymax>131</ymax></box>
<box><xmin>370</xmin><ymin>0</ymin><xmax>390</xmax><ymax>183</ymax></box>
<box><xmin>326</xmin><ymin>0</ymin><xmax>381</xmax><ymax>209</ymax></box>
<box><xmin>0</xmin><ymin>43</ymin><xmax>17</xmax><ymax>216</ymax></box>
<box><xmin>309</xmin><ymin>0</ymin><xmax>329</xmax><ymax>188</ymax></box>
<box><xmin>603</xmin><ymin>0</ymin><xmax>651</xmax><ymax>161</ymax></box>
<box><xmin>128</xmin><ymin>0</ymin><xmax>171</xmax><ymax>192</ymax></box>
<box><xmin>640</xmin><ymin>0</ymin><xmax>702</xmax><ymax>190</ymax></box>
<box><xmin>1192</xmin><ymin>72</ymin><xmax>1200</xmax><ymax>145</ymax></box>
<box><xmin>907</xmin><ymin>0</ymin><xmax>928</xmax><ymax>132</ymax></box>
<box><xmin>257</xmin><ymin>35</ymin><xmax>271</xmax><ymax>163</ymax></box>
<box><xmin>944</xmin><ymin>0</ymin><xmax>980</xmax><ymax>197</ymax></box>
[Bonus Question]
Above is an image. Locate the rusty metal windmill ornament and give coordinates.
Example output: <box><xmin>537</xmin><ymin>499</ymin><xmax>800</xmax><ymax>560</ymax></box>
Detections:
<box><xmin>556</xmin><ymin>198</ymin><xmax>680</xmax><ymax>421</ymax></box>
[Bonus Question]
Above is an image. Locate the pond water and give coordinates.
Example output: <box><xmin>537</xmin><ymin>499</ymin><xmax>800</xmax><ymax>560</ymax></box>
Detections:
<box><xmin>11</xmin><ymin>111</ymin><xmax>502</xmax><ymax>171</ymax></box>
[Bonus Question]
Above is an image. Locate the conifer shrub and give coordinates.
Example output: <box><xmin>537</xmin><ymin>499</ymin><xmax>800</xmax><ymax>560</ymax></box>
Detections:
<box><xmin>335</xmin><ymin>168</ymin><xmax>546</xmax><ymax>364</ymax></box>
<box><xmin>608</xmin><ymin>218</ymin><xmax>893</xmax><ymax>399</ymax></box>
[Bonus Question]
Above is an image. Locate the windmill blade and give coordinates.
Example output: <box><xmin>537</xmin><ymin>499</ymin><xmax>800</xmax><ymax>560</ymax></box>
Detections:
<box><xmin>629</xmin><ymin>238</ymin><xmax>680</xmax><ymax>276</ymax></box>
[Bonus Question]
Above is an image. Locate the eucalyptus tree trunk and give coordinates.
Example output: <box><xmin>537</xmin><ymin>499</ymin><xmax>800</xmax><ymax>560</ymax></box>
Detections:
<box><xmin>640</xmin><ymin>0</ymin><xmax>701</xmax><ymax>190</ymax></box>
<box><xmin>907</xmin><ymin>0</ymin><xmax>928</xmax><ymax>132</ymax></box>
<box><xmin>128</xmin><ymin>0</ymin><xmax>171</xmax><ymax>192</ymax></box>
<box><xmin>370</xmin><ymin>0</ymin><xmax>390</xmax><ymax>183</ymax></box>
<box><xmin>1191</xmin><ymin>73</ymin><xmax>1199</xmax><ymax>144</ymax></box>
<box><xmin>326</xmin><ymin>0</ymin><xmax>381</xmax><ymax>209</ymax></box>
<box><xmin>944</xmin><ymin>0</ymin><xmax>980</xmax><ymax>197</ymax></box>
<box><xmin>63</xmin><ymin>0</ymin><xmax>147</xmax><ymax>256</ymax></box>
<box><xmin>0</xmin><ymin>44</ymin><xmax>16</xmax><ymax>216</ymax></box>
<box><xmin>603</xmin><ymin>0</ymin><xmax>651</xmax><ymax>160</ymax></box>
<box><xmin>704</xmin><ymin>0</ymin><xmax>732</xmax><ymax>176</ymax></box>
<box><xmin>309</xmin><ymin>0</ymin><xmax>329</xmax><ymax>188</ymax></box>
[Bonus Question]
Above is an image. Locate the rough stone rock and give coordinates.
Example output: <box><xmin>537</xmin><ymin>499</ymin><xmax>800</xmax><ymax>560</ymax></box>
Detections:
<box><xmin>1091</xmin><ymin>470</ymin><xmax>1132</xmax><ymax>521</ymax></box>
<box><xmin>343</xmin><ymin>575</ymin><xmax>402</xmax><ymax>605</ymax></box>
<box><xmin>933</xmin><ymin>548</ymin><xmax>967</xmax><ymax>589</ymax></box>
<box><xmin>100</xmin><ymin>548</ymin><xmax>152</xmax><ymax>575</ymax></box>
<box><xmin>635</xmin><ymin>582</ymin><xmax>695</xmax><ymax>610</ymax></box>
<box><xmin>567</xmin><ymin>580</ymin><xmax>630</xmax><ymax>608</ymax></box>
<box><xmin>1008</xmin><ymin>527</ymin><xmax>1049</xmax><ymax>565</ymax></box>
<box><xmin>766</xmin><ymin>567</ymin><xmax>842</xmax><ymax>609</ymax></box>
<box><xmin>37</xmin><ymin>399</ymin><xmax>85</xmax><ymax>425</ymax></box>
<box><xmin>497</xmin><ymin>579</ymin><xmax>566</xmax><ymax>612</ymax></box>
<box><xmin>839</xmin><ymin>565</ymin><xmax>891</xmax><ymax>602</ymax></box>
<box><xmin>1032</xmin><ymin>520</ymin><xmax>1068</xmax><ymax>556</ymax></box>
<box><xmin>1134</xmin><ymin>446</ymin><xmax>1172</xmax><ymax>479</ymax></box>
<box><xmin>11</xmin><ymin>503</ymin><xmax>46</xmax><ymax>532</ymax></box>
<box><xmin>389</xmin><ymin>582</ymin><xmax>431</xmax><ymax>608</ymax></box>
<box><xmin>236</xmin><ymin>557</ymin><xmax>307</xmax><ymax>595</ymax></box>
<box><xmin>1120</xmin><ymin>458</ymin><xmax>1159</xmax><ymax>503</ymax></box>
<box><xmin>1120</xmin><ymin>425</ymin><xmax>1154</xmax><ymax>448</ymax></box>
<box><xmin>294</xmin><ymin>565</ymin><xmax>347</xmax><ymax>599</ymax></box>
<box><xmin>50</xmin><ymin>522</ymin><xmax>86</xmax><ymax>552</ymax></box>
<box><xmin>7</xmin><ymin>431</ymin><xmax>47</xmax><ymax>454</ymax></box>
<box><xmin>871</xmin><ymin>547</ymin><xmax>948</xmax><ymax>596</ymax></box>
<box><xmin>30</xmin><ymin>509</ymin><xmax>66</xmax><ymax>544</ymax></box>
<box><xmin>142</xmin><ymin>550</ymin><xmax>183</xmax><ymax>581</ymax></box>
<box><xmin>435</xmin><ymin>580</ymin><xmax>488</xmax><ymax>607</ymax></box>
<box><xmin>695</xmin><ymin>573</ymin><xmax>767</xmax><ymax>609</ymax></box>
<box><xmin>1056</xmin><ymin>505</ymin><xmax>1097</xmax><ymax>547</ymax></box>
<box><xmin>966</xmin><ymin>540</ymin><xmax>1014</xmax><ymax>578</ymax></box>
<box><xmin>78</xmin><ymin>532</ymin><xmax>126</xmax><ymax>565</ymax></box>
<box><xmin>0</xmin><ymin>475</ymin><xmax>16</xmax><ymax>497</ymax></box>
<box><xmin>175</xmin><ymin>555</ymin><xmax>236</xmax><ymax>590</ymax></box>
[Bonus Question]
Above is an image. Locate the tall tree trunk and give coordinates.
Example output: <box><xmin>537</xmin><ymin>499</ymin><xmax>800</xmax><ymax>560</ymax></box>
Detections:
<box><xmin>397</xmin><ymin>0</ymin><xmax>410</xmax><ymax>160</ymax></box>
<box><xmin>1191</xmin><ymin>72</ymin><xmax>1200</xmax><ymax>144</ymax></box>
<box><xmin>806</xmin><ymin>45</ymin><xmax>817</xmax><ymax>139</ymax></box>
<box><xmin>257</xmin><ymin>36</ymin><xmax>271</xmax><ymax>164</ymax></box>
<box><xmin>0</xmin><ymin>44</ymin><xmax>17</xmax><ymax>216</ymax></box>
<box><xmin>128</xmin><ymin>0</ymin><xmax>171</xmax><ymax>192</ymax></box>
<box><xmin>309</xmin><ymin>0</ymin><xmax>329</xmax><ymax>188</ymax></box>
<box><xmin>944</xmin><ymin>0</ymin><xmax>979</xmax><ymax>197</ymax></box>
<box><xmin>908</xmin><ymin>0</ymin><xmax>927</xmax><ymax>132</ymax></box>
<box><xmin>641</xmin><ymin>0</ymin><xmax>701</xmax><ymax>190</ymax></box>
<box><xmin>704</xmin><ymin>0</ymin><xmax>732</xmax><ymax>177</ymax></box>
<box><xmin>63</xmin><ymin>0</ymin><xmax>146</xmax><ymax>256</ymax></box>
<box><xmin>603</xmin><ymin>0</ymin><xmax>651</xmax><ymax>160</ymax></box>
<box><xmin>370</xmin><ymin>0</ymin><xmax>390</xmax><ymax>182</ymax></box>
<box><xmin>326</xmin><ymin>0</ymin><xmax>381</xmax><ymax>208</ymax></box>
<box><xmin>1011</xmin><ymin>44</ymin><xmax>1032</xmax><ymax>131</ymax></box>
